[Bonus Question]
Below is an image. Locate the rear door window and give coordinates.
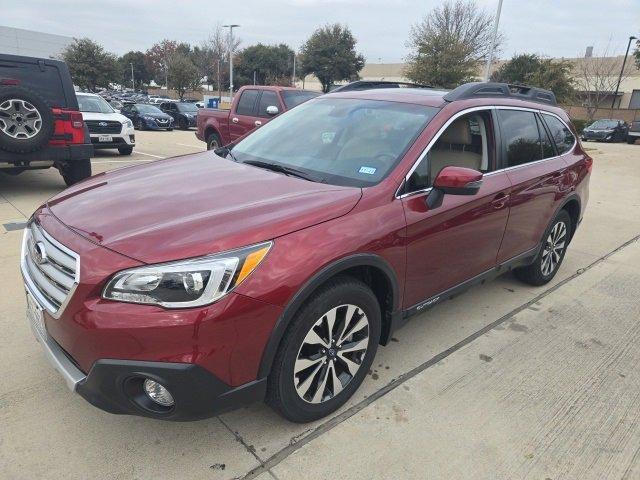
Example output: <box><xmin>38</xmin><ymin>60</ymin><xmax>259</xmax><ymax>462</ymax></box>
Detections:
<box><xmin>542</xmin><ymin>114</ymin><xmax>575</xmax><ymax>155</ymax></box>
<box><xmin>235</xmin><ymin>90</ymin><xmax>260</xmax><ymax>116</ymax></box>
<box><xmin>498</xmin><ymin>110</ymin><xmax>543</xmax><ymax>167</ymax></box>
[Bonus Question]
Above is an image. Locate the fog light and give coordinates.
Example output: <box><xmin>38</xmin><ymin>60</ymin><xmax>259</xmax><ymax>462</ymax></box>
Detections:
<box><xmin>143</xmin><ymin>379</ymin><xmax>175</xmax><ymax>407</ymax></box>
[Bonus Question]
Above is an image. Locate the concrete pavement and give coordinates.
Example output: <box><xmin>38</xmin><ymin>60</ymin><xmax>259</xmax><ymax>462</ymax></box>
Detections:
<box><xmin>1</xmin><ymin>136</ymin><xmax>639</xmax><ymax>479</ymax></box>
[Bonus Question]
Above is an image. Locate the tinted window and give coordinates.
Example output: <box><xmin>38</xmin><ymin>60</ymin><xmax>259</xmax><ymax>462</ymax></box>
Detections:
<box><xmin>537</xmin><ymin>116</ymin><xmax>555</xmax><ymax>158</ymax></box>
<box><xmin>282</xmin><ymin>90</ymin><xmax>320</xmax><ymax>109</ymax></box>
<box><xmin>257</xmin><ymin>91</ymin><xmax>279</xmax><ymax>117</ymax></box>
<box><xmin>543</xmin><ymin>114</ymin><xmax>575</xmax><ymax>155</ymax></box>
<box><xmin>498</xmin><ymin>110</ymin><xmax>542</xmax><ymax>167</ymax></box>
<box><xmin>236</xmin><ymin>90</ymin><xmax>259</xmax><ymax>115</ymax></box>
<box><xmin>232</xmin><ymin>98</ymin><xmax>438</xmax><ymax>187</ymax></box>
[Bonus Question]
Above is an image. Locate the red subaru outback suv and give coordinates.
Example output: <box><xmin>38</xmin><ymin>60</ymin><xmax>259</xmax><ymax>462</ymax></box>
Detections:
<box><xmin>22</xmin><ymin>82</ymin><xmax>591</xmax><ymax>422</ymax></box>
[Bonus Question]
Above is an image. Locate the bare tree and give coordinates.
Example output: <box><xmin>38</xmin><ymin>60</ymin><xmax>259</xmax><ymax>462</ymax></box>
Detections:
<box><xmin>202</xmin><ymin>24</ymin><xmax>242</xmax><ymax>96</ymax></box>
<box><xmin>572</xmin><ymin>44</ymin><xmax>633</xmax><ymax>120</ymax></box>
<box><xmin>404</xmin><ymin>0</ymin><xmax>503</xmax><ymax>88</ymax></box>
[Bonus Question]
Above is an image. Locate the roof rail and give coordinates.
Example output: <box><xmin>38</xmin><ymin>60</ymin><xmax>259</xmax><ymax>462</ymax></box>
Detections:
<box><xmin>443</xmin><ymin>82</ymin><xmax>557</xmax><ymax>106</ymax></box>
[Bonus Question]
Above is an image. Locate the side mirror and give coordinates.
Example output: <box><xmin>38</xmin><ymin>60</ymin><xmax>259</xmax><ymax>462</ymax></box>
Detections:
<box><xmin>427</xmin><ymin>166</ymin><xmax>483</xmax><ymax>209</ymax></box>
<box><xmin>266</xmin><ymin>105</ymin><xmax>279</xmax><ymax>116</ymax></box>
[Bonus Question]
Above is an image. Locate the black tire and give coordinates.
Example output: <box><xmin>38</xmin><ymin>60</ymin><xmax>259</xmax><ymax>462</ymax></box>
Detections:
<box><xmin>266</xmin><ymin>276</ymin><xmax>381</xmax><ymax>423</ymax></box>
<box><xmin>206</xmin><ymin>132</ymin><xmax>221</xmax><ymax>150</ymax></box>
<box><xmin>166</xmin><ymin>127</ymin><xmax>173</xmax><ymax>131</ymax></box>
<box><xmin>118</xmin><ymin>146</ymin><xmax>133</xmax><ymax>155</ymax></box>
<box><xmin>178</xmin><ymin>118</ymin><xmax>188</xmax><ymax>130</ymax></box>
<box><xmin>628</xmin><ymin>137</ymin><xmax>637</xmax><ymax>145</ymax></box>
<box><xmin>60</xmin><ymin>159</ymin><xmax>92</xmax><ymax>186</ymax></box>
<box><xmin>135</xmin><ymin>119</ymin><xmax>145</xmax><ymax>131</ymax></box>
<box><xmin>514</xmin><ymin>209</ymin><xmax>572</xmax><ymax>286</ymax></box>
<box><xmin>0</xmin><ymin>86</ymin><xmax>55</xmax><ymax>153</ymax></box>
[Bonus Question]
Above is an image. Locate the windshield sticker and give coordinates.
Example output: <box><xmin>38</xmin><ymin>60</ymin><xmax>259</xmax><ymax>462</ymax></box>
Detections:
<box><xmin>321</xmin><ymin>132</ymin><xmax>336</xmax><ymax>144</ymax></box>
<box><xmin>359</xmin><ymin>166</ymin><xmax>377</xmax><ymax>175</ymax></box>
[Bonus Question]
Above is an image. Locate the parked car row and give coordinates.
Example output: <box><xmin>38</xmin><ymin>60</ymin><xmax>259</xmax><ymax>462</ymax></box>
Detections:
<box><xmin>581</xmin><ymin>118</ymin><xmax>639</xmax><ymax>144</ymax></box>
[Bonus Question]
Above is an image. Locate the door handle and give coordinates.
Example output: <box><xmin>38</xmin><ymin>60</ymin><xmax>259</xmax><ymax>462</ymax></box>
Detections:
<box><xmin>232</xmin><ymin>117</ymin><xmax>239</xmax><ymax>124</ymax></box>
<box><xmin>254</xmin><ymin>120</ymin><xmax>262</xmax><ymax>127</ymax></box>
<box><xmin>491</xmin><ymin>192</ymin><xmax>510</xmax><ymax>209</ymax></box>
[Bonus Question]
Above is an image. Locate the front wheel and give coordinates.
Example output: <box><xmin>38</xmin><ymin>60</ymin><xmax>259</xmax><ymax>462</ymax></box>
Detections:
<box><xmin>118</xmin><ymin>146</ymin><xmax>133</xmax><ymax>155</ymax></box>
<box><xmin>514</xmin><ymin>209</ymin><xmax>572</xmax><ymax>286</ymax></box>
<box><xmin>267</xmin><ymin>276</ymin><xmax>381</xmax><ymax>422</ymax></box>
<box><xmin>60</xmin><ymin>159</ymin><xmax>92</xmax><ymax>186</ymax></box>
<box><xmin>178</xmin><ymin>118</ymin><xmax>188</xmax><ymax>130</ymax></box>
<box><xmin>628</xmin><ymin>137</ymin><xmax>637</xmax><ymax>145</ymax></box>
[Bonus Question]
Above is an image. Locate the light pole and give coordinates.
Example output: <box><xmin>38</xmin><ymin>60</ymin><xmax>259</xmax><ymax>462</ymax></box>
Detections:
<box><xmin>483</xmin><ymin>0</ymin><xmax>504</xmax><ymax>82</ymax></box>
<box><xmin>292</xmin><ymin>54</ymin><xmax>296</xmax><ymax>86</ymax></box>
<box><xmin>130</xmin><ymin>62</ymin><xmax>135</xmax><ymax>91</ymax></box>
<box><xmin>223</xmin><ymin>24</ymin><xmax>240</xmax><ymax>101</ymax></box>
<box><xmin>611</xmin><ymin>35</ymin><xmax>637</xmax><ymax>108</ymax></box>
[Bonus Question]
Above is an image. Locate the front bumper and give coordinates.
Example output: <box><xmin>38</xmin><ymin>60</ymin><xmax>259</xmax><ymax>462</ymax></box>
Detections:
<box><xmin>30</xmin><ymin>324</ymin><xmax>266</xmax><ymax>420</ymax></box>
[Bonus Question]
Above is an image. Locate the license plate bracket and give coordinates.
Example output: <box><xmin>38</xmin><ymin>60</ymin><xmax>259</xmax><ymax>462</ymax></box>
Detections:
<box><xmin>26</xmin><ymin>291</ymin><xmax>46</xmax><ymax>339</ymax></box>
<box><xmin>98</xmin><ymin>134</ymin><xmax>113</xmax><ymax>142</ymax></box>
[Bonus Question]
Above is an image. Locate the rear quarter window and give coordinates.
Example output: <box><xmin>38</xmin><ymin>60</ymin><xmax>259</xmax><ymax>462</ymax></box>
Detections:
<box><xmin>542</xmin><ymin>114</ymin><xmax>575</xmax><ymax>155</ymax></box>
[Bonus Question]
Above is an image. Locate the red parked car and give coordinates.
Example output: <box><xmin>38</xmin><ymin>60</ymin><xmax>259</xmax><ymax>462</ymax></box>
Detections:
<box><xmin>195</xmin><ymin>85</ymin><xmax>319</xmax><ymax>150</ymax></box>
<box><xmin>22</xmin><ymin>82</ymin><xmax>591</xmax><ymax>422</ymax></box>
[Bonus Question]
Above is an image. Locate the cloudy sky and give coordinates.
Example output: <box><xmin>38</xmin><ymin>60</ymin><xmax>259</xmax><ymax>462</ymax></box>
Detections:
<box><xmin>3</xmin><ymin>0</ymin><xmax>639</xmax><ymax>61</ymax></box>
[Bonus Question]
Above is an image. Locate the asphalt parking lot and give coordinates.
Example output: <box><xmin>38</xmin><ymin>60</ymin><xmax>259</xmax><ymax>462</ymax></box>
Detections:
<box><xmin>1</xmin><ymin>134</ymin><xmax>640</xmax><ymax>480</ymax></box>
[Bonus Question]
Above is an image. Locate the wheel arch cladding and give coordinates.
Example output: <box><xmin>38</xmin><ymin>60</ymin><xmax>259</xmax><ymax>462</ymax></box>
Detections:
<box><xmin>560</xmin><ymin>196</ymin><xmax>581</xmax><ymax>240</ymax></box>
<box><xmin>257</xmin><ymin>254</ymin><xmax>400</xmax><ymax>379</ymax></box>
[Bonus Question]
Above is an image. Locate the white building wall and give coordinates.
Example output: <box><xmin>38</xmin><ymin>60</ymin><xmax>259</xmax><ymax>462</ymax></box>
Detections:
<box><xmin>0</xmin><ymin>26</ymin><xmax>72</xmax><ymax>59</ymax></box>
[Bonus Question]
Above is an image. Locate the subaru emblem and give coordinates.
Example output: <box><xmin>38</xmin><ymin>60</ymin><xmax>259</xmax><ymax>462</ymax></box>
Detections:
<box><xmin>99</xmin><ymin>121</ymin><xmax>108</xmax><ymax>127</ymax></box>
<box><xmin>33</xmin><ymin>241</ymin><xmax>48</xmax><ymax>265</ymax></box>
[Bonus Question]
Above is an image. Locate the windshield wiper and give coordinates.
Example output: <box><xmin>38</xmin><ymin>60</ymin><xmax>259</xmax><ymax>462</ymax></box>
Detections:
<box><xmin>242</xmin><ymin>160</ymin><xmax>320</xmax><ymax>182</ymax></box>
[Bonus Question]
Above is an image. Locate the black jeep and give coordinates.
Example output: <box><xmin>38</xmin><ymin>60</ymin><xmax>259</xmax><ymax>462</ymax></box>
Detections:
<box><xmin>0</xmin><ymin>54</ymin><xmax>93</xmax><ymax>185</ymax></box>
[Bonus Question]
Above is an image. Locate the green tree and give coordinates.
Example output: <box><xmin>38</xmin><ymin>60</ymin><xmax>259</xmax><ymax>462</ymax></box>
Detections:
<box><xmin>235</xmin><ymin>43</ymin><xmax>295</xmax><ymax>87</ymax></box>
<box><xmin>61</xmin><ymin>38</ymin><xmax>118</xmax><ymax>91</ymax></box>
<box><xmin>404</xmin><ymin>0</ymin><xmax>502</xmax><ymax>88</ymax></box>
<box><xmin>119</xmin><ymin>51</ymin><xmax>151</xmax><ymax>90</ymax></box>
<box><xmin>166</xmin><ymin>53</ymin><xmax>200</xmax><ymax>100</ymax></box>
<box><xmin>300</xmin><ymin>24</ymin><xmax>365</xmax><ymax>93</ymax></box>
<box><xmin>491</xmin><ymin>53</ymin><xmax>575</xmax><ymax>103</ymax></box>
<box><xmin>145</xmin><ymin>40</ymin><xmax>178</xmax><ymax>86</ymax></box>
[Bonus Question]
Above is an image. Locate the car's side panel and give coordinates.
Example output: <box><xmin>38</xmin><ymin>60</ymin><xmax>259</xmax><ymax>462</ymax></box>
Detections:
<box><xmin>401</xmin><ymin>172</ymin><xmax>512</xmax><ymax>308</ymax></box>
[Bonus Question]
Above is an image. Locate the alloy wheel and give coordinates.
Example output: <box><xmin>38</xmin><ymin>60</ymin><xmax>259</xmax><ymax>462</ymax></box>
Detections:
<box><xmin>0</xmin><ymin>99</ymin><xmax>42</xmax><ymax>139</ymax></box>
<box><xmin>541</xmin><ymin>221</ymin><xmax>567</xmax><ymax>276</ymax></box>
<box><xmin>294</xmin><ymin>304</ymin><xmax>369</xmax><ymax>404</ymax></box>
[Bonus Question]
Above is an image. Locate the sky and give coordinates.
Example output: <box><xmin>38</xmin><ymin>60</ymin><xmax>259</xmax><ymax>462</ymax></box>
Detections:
<box><xmin>3</xmin><ymin>0</ymin><xmax>639</xmax><ymax>61</ymax></box>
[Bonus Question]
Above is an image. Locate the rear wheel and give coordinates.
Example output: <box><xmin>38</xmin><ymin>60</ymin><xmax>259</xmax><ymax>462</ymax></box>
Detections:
<box><xmin>267</xmin><ymin>276</ymin><xmax>381</xmax><ymax>422</ymax></box>
<box><xmin>136</xmin><ymin>119</ymin><xmax>145</xmax><ymax>131</ymax></box>
<box><xmin>206</xmin><ymin>132</ymin><xmax>221</xmax><ymax>150</ymax></box>
<box><xmin>514</xmin><ymin>209</ymin><xmax>572</xmax><ymax>286</ymax></box>
<box><xmin>118</xmin><ymin>146</ymin><xmax>133</xmax><ymax>155</ymax></box>
<box><xmin>60</xmin><ymin>159</ymin><xmax>92</xmax><ymax>186</ymax></box>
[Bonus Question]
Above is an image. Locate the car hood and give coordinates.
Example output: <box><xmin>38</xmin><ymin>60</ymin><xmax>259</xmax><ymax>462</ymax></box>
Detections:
<box><xmin>141</xmin><ymin>112</ymin><xmax>172</xmax><ymax>120</ymax></box>
<box><xmin>47</xmin><ymin>153</ymin><xmax>362</xmax><ymax>264</ymax></box>
<box><xmin>81</xmin><ymin>111</ymin><xmax>129</xmax><ymax>123</ymax></box>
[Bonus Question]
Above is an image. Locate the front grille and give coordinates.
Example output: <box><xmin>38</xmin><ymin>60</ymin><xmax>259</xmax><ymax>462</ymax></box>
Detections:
<box><xmin>85</xmin><ymin>120</ymin><xmax>122</xmax><ymax>134</ymax></box>
<box><xmin>21</xmin><ymin>222</ymin><xmax>79</xmax><ymax>316</ymax></box>
<box><xmin>155</xmin><ymin>118</ymin><xmax>170</xmax><ymax>126</ymax></box>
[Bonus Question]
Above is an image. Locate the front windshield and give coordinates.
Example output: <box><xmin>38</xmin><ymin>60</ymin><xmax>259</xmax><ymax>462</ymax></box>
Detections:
<box><xmin>177</xmin><ymin>103</ymin><xmax>198</xmax><ymax>113</ymax></box>
<box><xmin>590</xmin><ymin>120</ymin><xmax>618</xmax><ymax>129</ymax></box>
<box><xmin>231</xmin><ymin>98</ymin><xmax>438</xmax><ymax>187</ymax></box>
<box><xmin>77</xmin><ymin>95</ymin><xmax>114</xmax><ymax>114</ymax></box>
<box><xmin>136</xmin><ymin>104</ymin><xmax>163</xmax><ymax>114</ymax></box>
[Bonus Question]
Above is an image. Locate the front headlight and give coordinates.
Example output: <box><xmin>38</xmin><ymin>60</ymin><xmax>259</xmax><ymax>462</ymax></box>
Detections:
<box><xmin>103</xmin><ymin>242</ymin><xmax>272</xmax><ymax>308</ymax></box>
<box><xmin>123</xmin><ymin>119</ymin><xmax>133</xmax><ymax>128</ymax></box>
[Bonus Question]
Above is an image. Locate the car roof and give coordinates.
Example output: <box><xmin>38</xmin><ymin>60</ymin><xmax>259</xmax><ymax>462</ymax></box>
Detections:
<box><xmin>324</xmin><ymin>88</ymin><xmax>449</xmax><ymax>107</ymax></box>
<box><xmin>77</xmin><ymin>92</ymin><xmax>99</xmax><ymax>98</ymax></box>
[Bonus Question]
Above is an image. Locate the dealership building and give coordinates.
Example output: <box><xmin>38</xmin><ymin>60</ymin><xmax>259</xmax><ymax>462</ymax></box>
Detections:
<box><xmin>0</xmin><ymin>25</ymin><xmax>72</xmax><ymax>59</ymax></box>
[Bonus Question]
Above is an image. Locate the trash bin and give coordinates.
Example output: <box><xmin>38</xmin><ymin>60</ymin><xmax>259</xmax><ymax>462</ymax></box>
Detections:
<box><xmin>208</xmin><ymin>97</ymin><xmax>220</xmax><ymax>109</ymax></box>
